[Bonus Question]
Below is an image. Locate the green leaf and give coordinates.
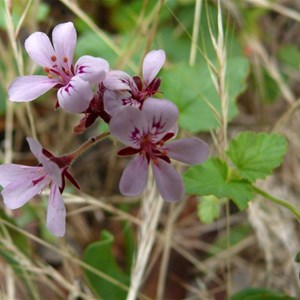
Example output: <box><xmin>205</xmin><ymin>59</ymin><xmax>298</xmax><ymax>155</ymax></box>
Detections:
<box><xmin>122</xmin><ymin>221</ymin><xmax>135</xmax><ymax>274</ymax></box>
<box><xmin>36</xmin><ymin>3</ymin><xmax>50</xmax><ymax>22</ymax></box>
<box><xmin>231</xmin><ymin>288</ymin><xmax>296</xmax><ymax>300</ymax></box>
<box><xmin>111</xmin><ymin>0</ymin><xmax>171</xmax><ymax>33</ymax></box>
<box><xmin>83</xmin><ymin>230</ymin><xmax>130</xmax><ymax>300</ymax></box>
<box><xmin>295</xmin><ymin>251</ymin><xmax>300</xmax><ymax>263</ymax></box>
<box><xmin>0</xmin><ymin>86</ymin><xmax>7</xmax><ymax>115</ymax></box>
<box><xmin>160</xmin><ymin>56</ymin><xmax>249</xmax><ymax>133</ymax></box>
<box><xmin>242</xmin><ymin>7</ymin><xmax>268</xmax><ymax>35</ymax></box>
<box><xmin>99</xmin><ymin>121</ymin><xmax>109</xmax><ymax>134</ymax></box>
<box><xmin>226</xmin><ymin>132</ymin><xmax>287</xmax><ymax>182</ymax></box>
<box><xmin>278</xmin><ymin>44</ymin><xmax>300</xmax><ymax>69</ymax></box>
<box><xmin>183</xmin><ymin>158</ymin><xmax>254</xmax><ymax>210</ymax></box>
<box><xmin>197</xmin><ymin>195</ymin><xmax>221</xmax><ymax>224</ymax></box>
<box><xmin>261</xmin><ymin>69</ymin><xmax>281</xmax><ymax>104</ymax></box>
<box><xmin>155</xmin><ymin>26</ymin><xmax>191</xmax><ymax>62</ymax></box>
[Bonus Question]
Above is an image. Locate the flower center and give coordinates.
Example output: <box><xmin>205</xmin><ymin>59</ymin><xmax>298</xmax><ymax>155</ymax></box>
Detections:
<box><xmin>44</xmin><ymin>55</ymin><xmax>75</xmax><ymax>86</ymax></box>
<box><xmin>131</xmin><ymin>76</ymin><xmax>161</xmax><ymax>103</ymax></box>
<box><xmin>140</xmin><ymin>134</ymin><xmax>169</xmax><ymax>163</ymax></box>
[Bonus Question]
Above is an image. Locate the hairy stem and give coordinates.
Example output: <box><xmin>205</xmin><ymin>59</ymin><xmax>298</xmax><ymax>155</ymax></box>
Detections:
<box><xmin>68</xmin><ymin>131</ymin><xmax>110</xmax><ymax>161</ymax></box>
<box><xmin>253</xmin><ymin>185</ymin><xmax>300</xmax><ymax>220</ymax></box>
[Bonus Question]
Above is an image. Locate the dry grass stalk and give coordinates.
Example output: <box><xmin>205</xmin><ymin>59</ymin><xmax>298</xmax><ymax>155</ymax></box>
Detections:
<box><xmin>247</xmin><ymin>37</ymin><xmax>296</xmax><ymax>105</ymax></box>
<box><xmin>126</xmin><ymin>174</ymin><xmax>163</xmax><ymax>300</ymax></box>
<box><xmin>245</xmin><ymin>0</ymin><xmax>300</xmax><ymax>22</ymax></box>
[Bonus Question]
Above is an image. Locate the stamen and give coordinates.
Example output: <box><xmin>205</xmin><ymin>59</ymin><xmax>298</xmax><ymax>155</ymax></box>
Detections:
<box><xmin>51</xmin><ymin>55</ymin><xmax>57</xmax><ymax>62</ymax></box>
<box><xmin>44</xmin><ymin>67</ymin><xmax>50</xmax><ymax>73</ymax></box>
<box><xmin>48</xmin><ymin>74</ymin><xmax>54</xmax><ymax>79</ymax></box>
<box><xmin>63</xmin><ymin>56</ymin><xmax>68</xmax><ymax>63</ymax></box>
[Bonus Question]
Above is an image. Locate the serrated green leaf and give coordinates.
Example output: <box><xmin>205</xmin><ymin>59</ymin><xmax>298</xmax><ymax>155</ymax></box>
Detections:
<box><xmin>83</xmin><ymin>230</ymin><xmax>130</xmax><ymax>300</ymax></box>
<box><xmin>184</xmin><ymin>158</ymin><xmax>254</xmax><ymax>210</ymax></box>
<box><xmin>226</xmin><ymin>132</ymin><xmax>287</xmax><ymax>182</ymax></box>
<box><xmin>197</xmin><ymin>195</ymin><xmax>221</xmax><ymax>224</ymax></box>
<box><xmin>231</xmin><ymin>288</ymin><xmax>296</xmax><ymax>300</ymax></box>
<box><xmin>160</xmin><ymin>56</ymin><xmax>249</xmax><ymax>133</ymax></box>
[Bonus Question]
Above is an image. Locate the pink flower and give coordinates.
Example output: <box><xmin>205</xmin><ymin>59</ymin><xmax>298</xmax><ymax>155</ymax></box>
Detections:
<box><xmin>103</xmin><ymin>49</ymin><xmax>165</xmax><ymax>116</ymax></box>
<box><xmin>0</xmin><ymin>138</ymin><xmax>78</xmax><ymax>236</ymax></box>
<box><xmin>8</xmin><ymin>22</ymin><xmax>109</xmax><ymax>113</ymax></box>
<box><xmin>109</xmin><ymin>99</ymin><xmax>209</xmax><ymax>201</ymax></box>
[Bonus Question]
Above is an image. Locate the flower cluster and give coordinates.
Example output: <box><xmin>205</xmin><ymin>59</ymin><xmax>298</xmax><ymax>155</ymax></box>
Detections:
<box><xmin>9</xmin><ymin>22</ymin><xmax>109</xmax><ymax>113</ymax></box>
<box><xmin>1</xmin><ymin>22</ymin><xmax>209</xmax><ymax>236</ymax></box>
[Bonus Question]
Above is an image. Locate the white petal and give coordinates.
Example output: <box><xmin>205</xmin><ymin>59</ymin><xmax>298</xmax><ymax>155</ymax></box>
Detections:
<box><xmin>75</xmin><ymin>56</ymin><xmax>109</xmax><ymax>84</ymax></box>
<box><xmin>47</xmin><ymin>183</ymin><xmax>66</xmax><ymax>237</ymax></box>
<box><xmin>142</xmin><ymin>49</ymin><xmax>166</xmax><ymax>85</ymax></box>
<box><xmin>0</xmin><ymin>164</ymin><xmax>38</xmax><ymax>187</ymax></box>
<box><xmin>26</xmin><ymin>137</ymin><xmax>43</xmax><ymax>160</ymax></box>
<box><xmin>52</xmin><ymin>22</ymin><xmax>76</xmax><ymax>67</ymax></box>
<box><xmin>2</xmin><ymin>169</ymin><xmax>49</xmax><ymax>209</ymax></box>
<box><xmin>8</xmin><ymin>76</ymin><xmax>58</xmax><ymax>102</ymax></box>
<box><xmin>119</xmin><ymin>155</ymin><xmax>149</xmax><ymax>197</ymax></box>
<box><xmin>25</xmin><ymin>32</ymin><xmax>55</xmax><ymax>67</ymax></box>
<box><xmin>103</xmin><ymin>90</ymin><xmax>135</xmax><ymax>116</ymax></box>
<box><xmin>26</xmin><ymin>137</ymin><xmax>62</xmax><ymax>187</ymax></box>
<box><xmin>57</xmin><ymin>76</ymin><xmax>93</xmax><ymax>113</ymax></box>
<box><xmin>103</xmin><ymin>70</ymin><xmax>135</xmax><ymax>91</ymax></box>
<box><xmin>39</xmin><ymin>157</ymin><xmax>62</xmax><ymax>188</ymax></box>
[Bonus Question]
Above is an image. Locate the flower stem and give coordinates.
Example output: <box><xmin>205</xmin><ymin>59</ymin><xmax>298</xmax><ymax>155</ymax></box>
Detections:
<box><xmin>69</xmin><ymin>131</ymin><xmax>110</xmax><ymax>161</ymax></box>
<box><xmin>253</xmin><ymin>185</ymin><xmax>300</xmax><ymax>220</ymax></box>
